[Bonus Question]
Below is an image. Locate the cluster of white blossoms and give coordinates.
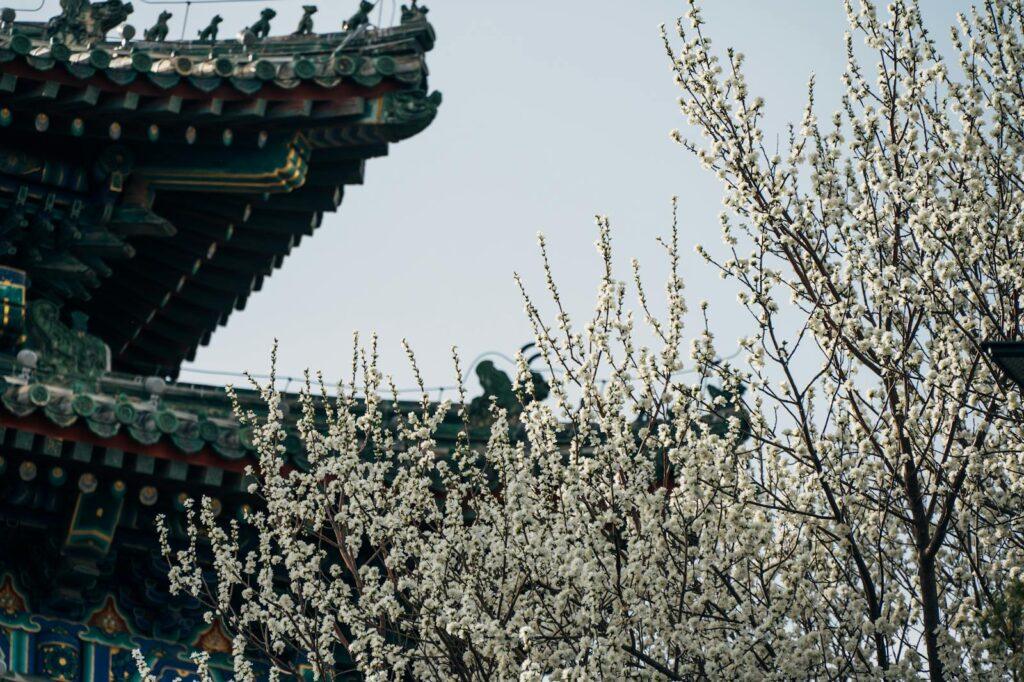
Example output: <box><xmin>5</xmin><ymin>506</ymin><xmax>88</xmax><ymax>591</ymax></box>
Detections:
<box><xmin>148</xmin><ymin>0</ymin><xmax>1024</xmax><ymax>679</ymax></box>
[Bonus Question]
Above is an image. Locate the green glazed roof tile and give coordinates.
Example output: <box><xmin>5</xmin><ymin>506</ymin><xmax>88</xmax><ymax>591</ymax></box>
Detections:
<box><xmin>3</xmin><ymin>17</ymin><xmax>434</xmax><ymax>100</ymax></box>
<box><xmin>43</xmin><ymin>400</ymin><xmax>77</xmax><ymax>428</ymax></box>
<box><xmin>147</xmin><ymin>72</ymin><xmax>180</xmax><ymax>89</ymax></box>
<box><xmin>171</xmin><ymin>434</ymin><xmax>204</xmax><ymax>454</ymax></box>
<box><xmin>154</xmin><ymin>410</ymin><xmax>179</xmax><ymax>434</ymax></box>
<box><xmin>127</xmin><ymin>424</ymin><xmax>162</xmax><ymax>446</ymax></box>
<box><xmin>64</xmin><ymin>63</ymin><xmax>94</xmax><ymax>79</ymax></box>
<box><xmin>71</xmin><ymin>394</ymin><xmax>97</xmax><ymax>417</ymax></box>
<box><xmin>228</xmin><ymin>77</ymin><xmax>262</xmax><ymax>94</ymax></box>
<box><xmin>27</xmin><ymin>384</ymin><xmax>49</xmax><ymax>406</ymax></box>
<box><xmin>212</xmin><ymin>441</ymin><xmax>247</xmax><ymax>461</ymax></box>
<box><xmin>131</xmin><ymin>51</ymin><xmax>153</xmax><ymax>72</ymax></box>
<box><xmin>115</xmin><ymin>402</ymin><xmax>136</xmax><ymax>424</ymax></box>
<box><xmin>85</xmin><ymin>419</ymin><xmax>120</xmax><ymax>439</ymax></box>
<box><xmin>105</xmin><ymin>68</ymin><xmax>137</xmax><ymax>85</ymax></box>
<box><xmin>197</xmin><ymin>419</ymin><xmax>220</xmax><ymax>442</ymax></box>
<box><xmin>187</xmin><ymin>75</ymin><xmax>221</xmax><ymax>92</ymax></box>
<box><xmin>9</xmin><ymin>33</ymin><xmax>30</xmax><ymax>55</ymax></box>
<box><xmin>25</xmin><ymin>55</ymin><xmax>54</xmax><ymax>70</ymax></box>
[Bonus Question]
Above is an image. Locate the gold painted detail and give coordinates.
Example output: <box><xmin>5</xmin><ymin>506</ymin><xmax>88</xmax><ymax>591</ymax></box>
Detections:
<box><xmin>87</xmin><ymin>595</ymin><xmax>131</xmax><ymax>636</ymax></box>
<box><xmin>195</xmin><ymin>618</ymin><xmax>232</xmax><ymax>654</ymax></box>
<box><xmin>0</xmin><ymin>575</ymin><xmax>27</xmax><ymax>614</ymax></box>
<box><xmin>137</xmin><ymin>133</ymin><xmax>310</xmax><ymax>194</ymax></box>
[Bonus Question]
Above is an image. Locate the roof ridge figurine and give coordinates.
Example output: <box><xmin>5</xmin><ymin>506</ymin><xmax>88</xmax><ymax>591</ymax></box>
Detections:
<box><xmin>247</xmin><ymin>7</ymin><xmax>275</xmax><ymax>40</ymax></box>
<box><xmin>143</xmin><ymin>10</ymin><xmax>170</xmax><ymax>42</ymax></box>
<box><xmin>344</xmin><ymin>0</ymin><xmax>374</xmax><ymax>32</ymax></box>
<box><xmin>24</xmin><ymin>300</ymin><xmax>110</xmax><ymax>378</ymax></box>
<box><xmin>401</xmin><ymin>0</ymin><xmax>428</xmax><ymax>24</ymax></box>
<box><xmin>292</xmin><ymin>5</ymin><xmax>316</xmax><ymax>36</ymax></box>
<box><xmin>0</xmin><ymin>7</ymin><xmax>16</xmax><ymax>33</ymax></box>
<box><xmin>45</xmin><ymin>0</ymin><xmax>134</xmax><ymax>43</ymax></box>
<box><xmin>197</xmin><ymin>14</ymin><xmax>221</xmax><ymax>42</ymax></box>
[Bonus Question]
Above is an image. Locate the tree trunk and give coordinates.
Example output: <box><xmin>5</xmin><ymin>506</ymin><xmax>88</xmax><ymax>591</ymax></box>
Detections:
<box><xmin>917</xmin><ymin>551</ymin><xmax>944</xmax><ymax>681</ymax></box>
<box><xmin>903</xmin><ymin>455</ymin><xmax>945</xmax><ymax>681</ymax></box>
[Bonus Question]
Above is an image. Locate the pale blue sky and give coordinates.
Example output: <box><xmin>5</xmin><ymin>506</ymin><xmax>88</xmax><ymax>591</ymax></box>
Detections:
<box><xmin>20</xmin><ymin>1</ymin><xmax>962</xmax><ymax>393</ymax></box>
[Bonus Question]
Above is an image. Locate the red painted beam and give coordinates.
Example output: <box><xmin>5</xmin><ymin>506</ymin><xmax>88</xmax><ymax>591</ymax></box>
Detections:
<box><xmin>0</xmin><ymin>411</ymin><xmax>250</xmax><ymax>474</ymax></box>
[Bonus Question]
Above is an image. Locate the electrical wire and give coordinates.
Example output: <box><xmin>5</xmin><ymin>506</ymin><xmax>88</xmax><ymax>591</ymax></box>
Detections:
<box><xmin>4</xmin><ymin>0</ymin><xmax>45</xmax><ymax>13</ymax></box>
<box><xmin>180</xmin><ymin>0</ymin><xmax>189</xmax><ymax>38</ymax></box>
<box><xmin>178</xmin><ymin>346</ymin><xmax>746</xmax><ymax>397</ymax></box>
<box><xmin>138</xmin><ymin>0</ymin><xmax>281</xmax><ymax>6</ymax></box>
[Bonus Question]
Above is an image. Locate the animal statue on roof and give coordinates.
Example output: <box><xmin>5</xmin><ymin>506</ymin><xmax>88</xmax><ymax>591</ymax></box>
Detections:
<box><xmin>701</xmin><ymin>384</ymin><xmax>750</xmax><ymax>441</ymax></box>
<box><xmin>400</xmin><ymin>0</ymin><xmax>428</xmax><ymax>24</ymax></box>
<box><xmin>248</xmin><ymin>7</ymin><xmax>275</xmax><ymax>39</ymax></box>
<box><xmin>467</xmin><ymin>358</ymin><xmax>550</xmax><ymax>427</ymax></box>
<box><xmin>45</xmin><ymin>0</ymin><xmax>134</xmax><ymax>42</ymax></box>
<box><xmin>344</xmin><ymin>0</ymin><xmax>374</xmax><ymax>31</ymax></box>
<box><xmin>197</xmin><ymin>14</ymin><xmax>221</xmax><ymax>41</ymax></box>
<box><xmin>0</xmin><ymin>7</ymin><xmax>16</xmax><ymax>32</ymax></box>
<box><xmin>292</xmin><ymin>5</ymin><xmax>316</xmax><ymax>36</ymax></box>
<box><xmin>143</xmin><ymin>10</ymin><xmax>171</xmax><ymax>41</ymax></box>
<box><xmin>24</xmin><ymin>301</ymin><xmax>110</xmax><ymax>378</ymax></box>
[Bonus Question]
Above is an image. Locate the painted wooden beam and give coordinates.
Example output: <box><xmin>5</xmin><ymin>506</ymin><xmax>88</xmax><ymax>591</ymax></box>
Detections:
<box><xmin>190</xmin><ymin>268</ymin><xmax>256</xmax><ymax>296</ymax></box>
<box><xmin>139</xmin><ymin>95</ymin><xmax>183</xmax><ymax>115</ymax></box>
<box><xmin>158</xmin><ymin>194</ymin><xmax>251</xmax><ymax>223</ymax></box>
<box><xmin>186</xmin><ymin>98</ymin><xmax>224</xmax><ymax>120</ymax></box>
<box><xmin>175</xmin><ymin>281</ymin><xmax>238</xmax><ymax>311</ymax></box>
<box><xmin>311</xmin><ymin>97</ymin><xmax>365</xmax><ymax>120</ymax></box>
<box><xmin>257</xmin><ymin>185</ymin><xmax>343</xmax><ymax>213</ymax></box>
<box><xmin>6</xmin><ymin>80</ymin><xmax>59</xmax><ymax>104</ymax></box>
<box><xmin>313</xmin><ymin>143</ymin><xmax>388</xmax><ymax>162</ymax></box>
<box><xmin>94</xmin><ymin>91</ymin><xmax>140</xmax><ymax>113</ymax></box>
<box><xmin>146</xmin><ymin>299</ymin><xmax>221</xmax><ymax>328</ymax></box>
<box><xmin>267</xmin><ymin>99</ymin><xmax>312</xmax><ymax>120</ymax></box>
<box><xmin>242</xmin><ymin>211</ymin><xmax>316</xmax><ymax>236</ymax></box>
<box><xmin>304</xmin><ymin>159</ymin><xmax>364</xmax><ymax>186</ymax></box>
<box><xmin>205</xmin><ymin>248</ymin><xmax>275</xmax><ymax>276</ymax></box>
<box><xmin>222</xmin><ymin>229</ymin><xmax>295</xmax><ymax>255</ymax></box>
<box><xmin>124</xmin><ymin>331</ymin><xmax>189</xmax><ymax>362</ymax></box>
<box><xmin>108</xmin><ymin>206</ymin><xmax>177</xmax><ymax>237</ymax></box>
<box><xmin>219</xmin><ymin>99</ymin><xmax>267</xmax><ymax>123</ymax></box>
<box><xmin>51</xmin><ymin>85</ymin><xmax>101</xmax><ymax>109</ymax></box>
<box><xmin>117</xmin><ymin>258</ymin><xmax>189</xmax><ymax>292</ymax></box>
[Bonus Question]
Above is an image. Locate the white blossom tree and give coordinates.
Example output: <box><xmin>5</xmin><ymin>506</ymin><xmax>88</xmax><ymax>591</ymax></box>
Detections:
<box><xmin>148</xmin><ymin>1</ymin><xmax>1024</xmax><ymax>679</ymax></box>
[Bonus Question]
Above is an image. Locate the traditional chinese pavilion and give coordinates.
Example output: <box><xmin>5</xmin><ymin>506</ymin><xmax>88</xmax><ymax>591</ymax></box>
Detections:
<box><xmin>0</xmin><ymin>2</ymin><xmax>440</xmax><ymax>678</ymax></box>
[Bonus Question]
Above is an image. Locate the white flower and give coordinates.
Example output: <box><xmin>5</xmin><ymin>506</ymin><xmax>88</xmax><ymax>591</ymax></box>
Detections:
<box><xmin>144</xmin><ymin>2</ymin><xmax>1024</xmax><ymax>680</ymax></box>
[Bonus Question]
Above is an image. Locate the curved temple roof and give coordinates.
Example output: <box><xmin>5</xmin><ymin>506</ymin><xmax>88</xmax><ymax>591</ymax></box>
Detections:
<box><xmin>0</xmin><ymin>362</ymin><xmax>468</xmax><ymax>472</ymax></box>
<box><xmin>1</xmin><ymin>10</ymin><xmax>434</xmax><ymax>97</ymax></box>
<box><xmin>0</xmin><ymin>8</ymin><xmax>443</xmax><ymax>676</ymax></box>
<box><xmin>0</xmin><ymin>3</ymin><xmax>440</xmax><ymax>377</ymax></box>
